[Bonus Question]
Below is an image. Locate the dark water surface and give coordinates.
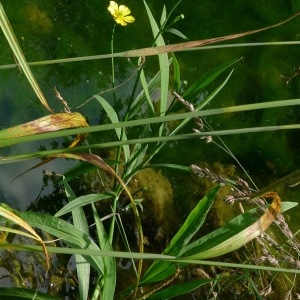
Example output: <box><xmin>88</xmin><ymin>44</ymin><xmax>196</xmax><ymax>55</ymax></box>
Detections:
<box><xmin>1</xmin><ymin>0</ymin><xmax>300</xmax><ymax>298</ymax></box>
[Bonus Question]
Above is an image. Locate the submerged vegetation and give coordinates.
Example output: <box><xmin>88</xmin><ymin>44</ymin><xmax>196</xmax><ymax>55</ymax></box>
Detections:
<box><xmin>0</xmin><ymin>0</ymin><xmax>300</xmax><ymax>299</ymax></box>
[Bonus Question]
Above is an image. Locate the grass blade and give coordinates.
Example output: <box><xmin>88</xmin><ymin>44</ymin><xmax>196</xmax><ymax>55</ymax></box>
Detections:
<box><xmin>119</xmin><ymin>12</ymin><xmax>300</xmax><ymax>58</ymax></box>
<box><xmin>63</xmin><ymin>178</ymin><xmax>90</xmax><ymax>300</ymax></box>
<box><xmin>182</xmin><ymin>57</ymin><xmax>243</xmax><ymax>100</ymax></box>
<box><xmin>171</xmin><ymin>53</ymin><xmax>181</xmax><ymax>91</ymax></box>
<box><xmin>160</xmin><ymin>5</ymin><xmax>166</xmax><ymax>26</ymax></box>
<box><xmin>0</xmin><ymin>3</ymin><xmax>52</xmax><ymax>112</ymax></box>
<box><xmin>140</xmin><ymin>185</ymin><xmax>220</xmax><ymax>285</ymax></box>
<box><xmin>0</xmin><ymin>112</ymin><xmax>89</xmax><ymax>148</ymax></box>
<box><xmin>0</xmin><ymin>204</ymin><xmax>50</xmax><ymax>272</ymax></box>
<box><xmin>128</xmin><ymin>68</ymin><xmax>159</xmax><ymax>119</ymax></box>
<box><xmin>55</xmin><ymin>192</ymin><xmax>115</xmax><ymax>217</ymax></box>
<box><xmin>147</xmin><ymin>279</ymin><xmax>212</xmax><ymax>300</ymax></box>
<box><xmin>1</xmin><ymin>98</ymin><xmax>300</xmax><ymax>149</ymax></box>
<box><xmin>144</xmin><ymin>0</ymin><xmax>169</xmax><ymax>117</ymax></box>
<box><xmin>183</xmin><ymin>192</ymin><xmax>281</xmax><ymax>260</ymax></box>
<box><xmin>95</xmin><ymin>95</ymin><xmax>130</xmax><ymax>162</ymax></box>
<box><xmin>51</xmin><ymin>152</ymin><xmax>144</xmax><ymax>287</ymax></box>
<box><xmin>0</xmin><ymin>287</ymin><xmax>60</xmax><ymax>299</ymax></box>
<box><xmin>19</xmin><ymin>211</ymin><xmax>104</xmax><ymax>275</ymax></box>
<box><xmin>92</xmin><ymin>203</ymin><xmax>116</xmax><ymax>300</ymax></box>
<box><xmin>179</xmin><ymin>200</ymin><xmax>295</xmax><ymax>260</ymax></box>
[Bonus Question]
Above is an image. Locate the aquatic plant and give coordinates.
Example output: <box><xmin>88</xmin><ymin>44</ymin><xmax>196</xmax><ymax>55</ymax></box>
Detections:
<box><xmin>0</xmin><ymin>1</ymin><xmax>300</xmax><ymax>299</ymax></box>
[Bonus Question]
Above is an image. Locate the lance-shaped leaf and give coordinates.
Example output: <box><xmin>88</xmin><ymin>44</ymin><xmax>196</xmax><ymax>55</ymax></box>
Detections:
<box><xmin>19</xmin><ymin>211</ymin><xmax>104</xmax><ymax>275</ymax></box>
<box><xmin>51</xmin><ymin>152</ymin><xmax>144</xmax><ymax>285</ymax></box>
<box><xmin>0</xmin><ymin>203</ymin><xmax>50</xmax><ymax>272</ymax></box>
<box><xmin>182</xmin><ymin>191</ymin><xmax>281</xmax><ymax>260</ymax></box>
<box><xmin>0</xmin><ymin>3</ymin><xmax>52</xmax><ymax>113</ymax></box>
<box><xmin>0</xmin><ymin>13</ymin><xmax>299</xmax><ymax>71</ymax></box>
<box><xmin>1</xmin><ymin>112</ymin><xmax>89</xmax><ymax>184</ymax></box>
<box><xmin>0</xmin><ymin>287</ymin><xmax>60</xmax><ymax>299</ymax></box>
<box><xmin>0</xmin><ymin>112</ymin><xmax>89</xmax><ymax>148</ymax></box>
<box><xmin>122</xmin><ymin>12</ymin><xmax>300</xmax><ymax>58</ymax></box>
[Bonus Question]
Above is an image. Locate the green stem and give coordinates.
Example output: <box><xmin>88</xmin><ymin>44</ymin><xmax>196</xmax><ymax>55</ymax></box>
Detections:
<box><xmin>109</xmin><ymin>24</ymin><xmax>118</xmax><ymax>244</ymax></box>
<box><xmin>111</xmin><ymin>24</ymin><xmax>117</xmax><ymax>108</ymax></box>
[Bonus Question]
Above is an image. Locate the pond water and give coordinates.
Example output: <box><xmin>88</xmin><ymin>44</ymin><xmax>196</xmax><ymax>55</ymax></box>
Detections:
<box><xmin>1</xmin><ymin>0</ymin><xmax>300</xmax><ymax>298</ymax></box>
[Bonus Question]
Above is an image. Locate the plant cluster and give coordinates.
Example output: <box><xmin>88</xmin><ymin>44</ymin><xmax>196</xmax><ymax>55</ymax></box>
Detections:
<box><xmin>0</xmin><ymin>1</ymin><xmax>300</xmax><ymax>299</ymax></box>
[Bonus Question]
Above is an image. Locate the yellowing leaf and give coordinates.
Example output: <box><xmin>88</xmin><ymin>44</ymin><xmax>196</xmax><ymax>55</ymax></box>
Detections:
<box><xmin>0</xmin><ymin>112</ymin><xmax>88</xmax><ymax>147</ymax></box>
<box><xmin>0</xmin><ymin>204</ymin><xmax>50</xmax><ymax>273</ymax></box>
<box><xmin>185</xmin><ymin>192</ymin><xmax>281</xmax><ymax>260</ymax></box>
<box><xmin>4</xmin><ymin>113</ymin><xmax>89</xmax><ymax>183</ymax></box>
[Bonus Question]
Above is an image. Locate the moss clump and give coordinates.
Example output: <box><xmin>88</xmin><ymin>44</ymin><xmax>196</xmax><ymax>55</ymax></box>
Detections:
<box><xmin>130</xmin><ymin>168</ymin><xmax>175</xmax><ymax>231</ymax></box>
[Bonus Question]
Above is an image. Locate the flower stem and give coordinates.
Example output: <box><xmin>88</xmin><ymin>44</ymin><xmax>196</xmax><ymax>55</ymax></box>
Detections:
<box><xmin>111</xmin><ymin>24</ymin><xmax>117</xmax><ymax>107</ymax></box>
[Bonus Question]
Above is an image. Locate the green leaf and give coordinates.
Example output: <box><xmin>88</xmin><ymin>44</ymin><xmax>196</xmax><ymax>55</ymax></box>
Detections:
<box><xmin>129</xmin><ymin>68</ymin><xmax>161</xmax><ymax>119</ymax></box>
<box><xmin>147</xmin><ymin>279</ymin><xmax>212</xmax><ymax>300</ymax></box>
<box><xmin>95</xmin><ymin>95</ymin><xmax>130</xmax><ymax>162</ymax></box>
<box><xmin>144</xmin><ymin>0</ymin><xmax>169</xmax><ymax>117</ymax></box>
<box><xmin>0</xmin><ymin>3</ymin><xmax>52</xmax><ymax>112</ymax></box>
<box><xmin>92</xmin><ymin>203</ymin><xmax>116</xmax><ymax>300</ymax></box>
<box><xmin>160</xmin><ymin>5</ymin><xmax>167</xmax><ymax>27</ymax></box>
<box><xmin>0</xmin><ymin>287</ymin><xmax>60</xmax><ymax>299</ymax></box>
<box><xmin>171</xmin><ymin>53</ymin><xmax>181</xmax><ymax>91</ymax></box>
<box><xmin>62</xmin><ymin>161</ymin><xmax>98</xmax><ymax>181</ymax></box>
<box><xmin>145</xmin><ymin>163</ymin><xmax>190</xmax><ymax>172</ymax></box>
<box><xmin>183</xmin><ymin>57</ymin><xmax>243</xmax><ymax>100</ymax></box>
<box><xmin>19</xmin><ymin>211</ymin><xmax>104</xmax><ymax>275</ymax></box>
<box><xmin>64</xmin><ymin>178</ymin><xmax>90</xmax><ymax>300</ymax></box>
<box><xmin>164</xmin><ymin>28</ymin><xmax>188</xmax><ymax>39</ymax></box>
<box><xmin>179</xmin><ymin>201</ymin><xmax>295</xmax><ymax>259</ymax></box>
<box><xmin>169</xmin><ymin>69</ymin><xmax>235</xmax><ymax>139</ymax></box>
<box><xmin>55</xmin><ymin>192</ymin><xmax>115</xmax><ymax>217</ymax></box>
<box><xmin>147</xmin><ymin>69</ymin><xmax>235</xmax><ymax>162</ymax></box>
<box><xmin>140</xmin><ymin>185</ymin><xmax>220</xmax><ymax>285</ymax></box>
<box><xmin>124</xmin><ymin>144</ymin><xmax>148</xmax><ymax>180</ymax></box>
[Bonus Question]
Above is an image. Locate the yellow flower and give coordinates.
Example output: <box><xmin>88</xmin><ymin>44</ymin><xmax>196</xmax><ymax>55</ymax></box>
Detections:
<box><xmin>107</xmin><ymin>1</ymin><xmax>135</xmax><ymax>26</ymax></box>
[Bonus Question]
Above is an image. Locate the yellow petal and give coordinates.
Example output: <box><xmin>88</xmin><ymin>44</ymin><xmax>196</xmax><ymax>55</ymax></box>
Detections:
<box><xmin>123</xmin><ymin>15</ymin><xmax>135</xmax><ymax>23</ymax></box>
<box><xmin>119</xmin><ymin>5</ymin><xmax>131</xmax><ymax>16</ymax></box>
<box><xmin>108</xmin><ymin>2</ymin><xmax>134</xmax><ymax>26</ymax></box>
<box><xmin>115</xmin><ymin>17</ymin><xmax>127</xmax><ymax>26</ymax></box>
<box><xmin>108</xmin><ymin>1</ymin><xmax>118</xmax><ymax>16</ymax></box>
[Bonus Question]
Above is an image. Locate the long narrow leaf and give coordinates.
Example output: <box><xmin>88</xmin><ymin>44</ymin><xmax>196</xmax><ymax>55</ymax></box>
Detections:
<box><xmin>50</xmin><ymin>152</ymin><xmax>144</xmax><ymax>285</ymax></box>
<box><xmin>95</xmin><ymin>95</ymin><xmax>130</xmax><ymax>162</ymax></box>
<box><xmin>0</xmin><ymin>112</ymin><xmax>89</xmax><ymax>148</ymax></box>
<box><xmin>183</xmin><ymin>191</ymin><xmax>281</xmax><ymax>260</ymax></box>
<box><xmin>1</xmin><ymin>98</ymin><xmax>300</xmax><ymax>148</ymax></box>
<box><xmin>147</xmin><ymin>279</ymin><xmax>212</xmax><ymax>300</ymax></box>
<box><xmin>1</xmin><ymin>41</ymin><xmax>299</xmax><ymax>71</ymax></box>
<box><xmin>129</xmin><ymin>67</ymin><xmax>162</xmax><ymax>119</ymax></box>
<box><xmin>64</xmin><ymin>178</ymin><xmax>90</xmax><ymax>300</ymax></box>
<box><xmin>0</xmin><ymin>3</ymin><xmax>52</xmax><ymax>112</ymax></box>
<box><xmin>92</xmin><ymin>203</ymin><xmax>116</xmax><ymax>300</ymax></box>
<box><xmin>55</xmin><ymin>192</ymin><xmax>115</xmax><ymax>217</ymax></box>
<box><xmin>2</xmin><ymin>123</ymin><xmax>300</xmax><ymax>165</ymax></box>
<box><xmin>118</xmin><ymin>12</ymin><xmax>300</xmax><ymax>58</ymax></box>
<box><xmin>144</xmin><ymin>0</ymin><xmax>169</xmax><ymax>117</ymax></box>
<box><xmin>171</xmin><ymin>53</ymin><xmax>181</xmax><ymax>91</ymax></box>
<box><xmin>140</xmin><ymin>185</ymin><xmax>220</xmax><ymax>285</ymax></box>
<box><xmin>19</xmin><ymin>211</ymin><xmax>104</xmax><ymax>275</ymax></box>
<box><xmin>182</xmin><ymin>57</ymin><xmax>243</xmax><ymax>100</ymax></box>
<box><xmin>171</xmin><ymin>67</ymin><xmax>236</xmax><ymax>138</ymax></box>
<box><xmin>0</xmin><ymin>287</ymin><xmax>60</xmax><ymax>299</ymax></box>
<box><xmin>179</xmin><ymin>200</ymin><xmax>295</xmax><ymax>261</ymax></box>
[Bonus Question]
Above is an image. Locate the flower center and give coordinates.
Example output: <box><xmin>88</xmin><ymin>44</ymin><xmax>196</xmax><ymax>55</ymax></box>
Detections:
<box><xmin>116</xmin><ymin>11</ymin><xmax>124</xmax><ymax>18</ymax></box>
